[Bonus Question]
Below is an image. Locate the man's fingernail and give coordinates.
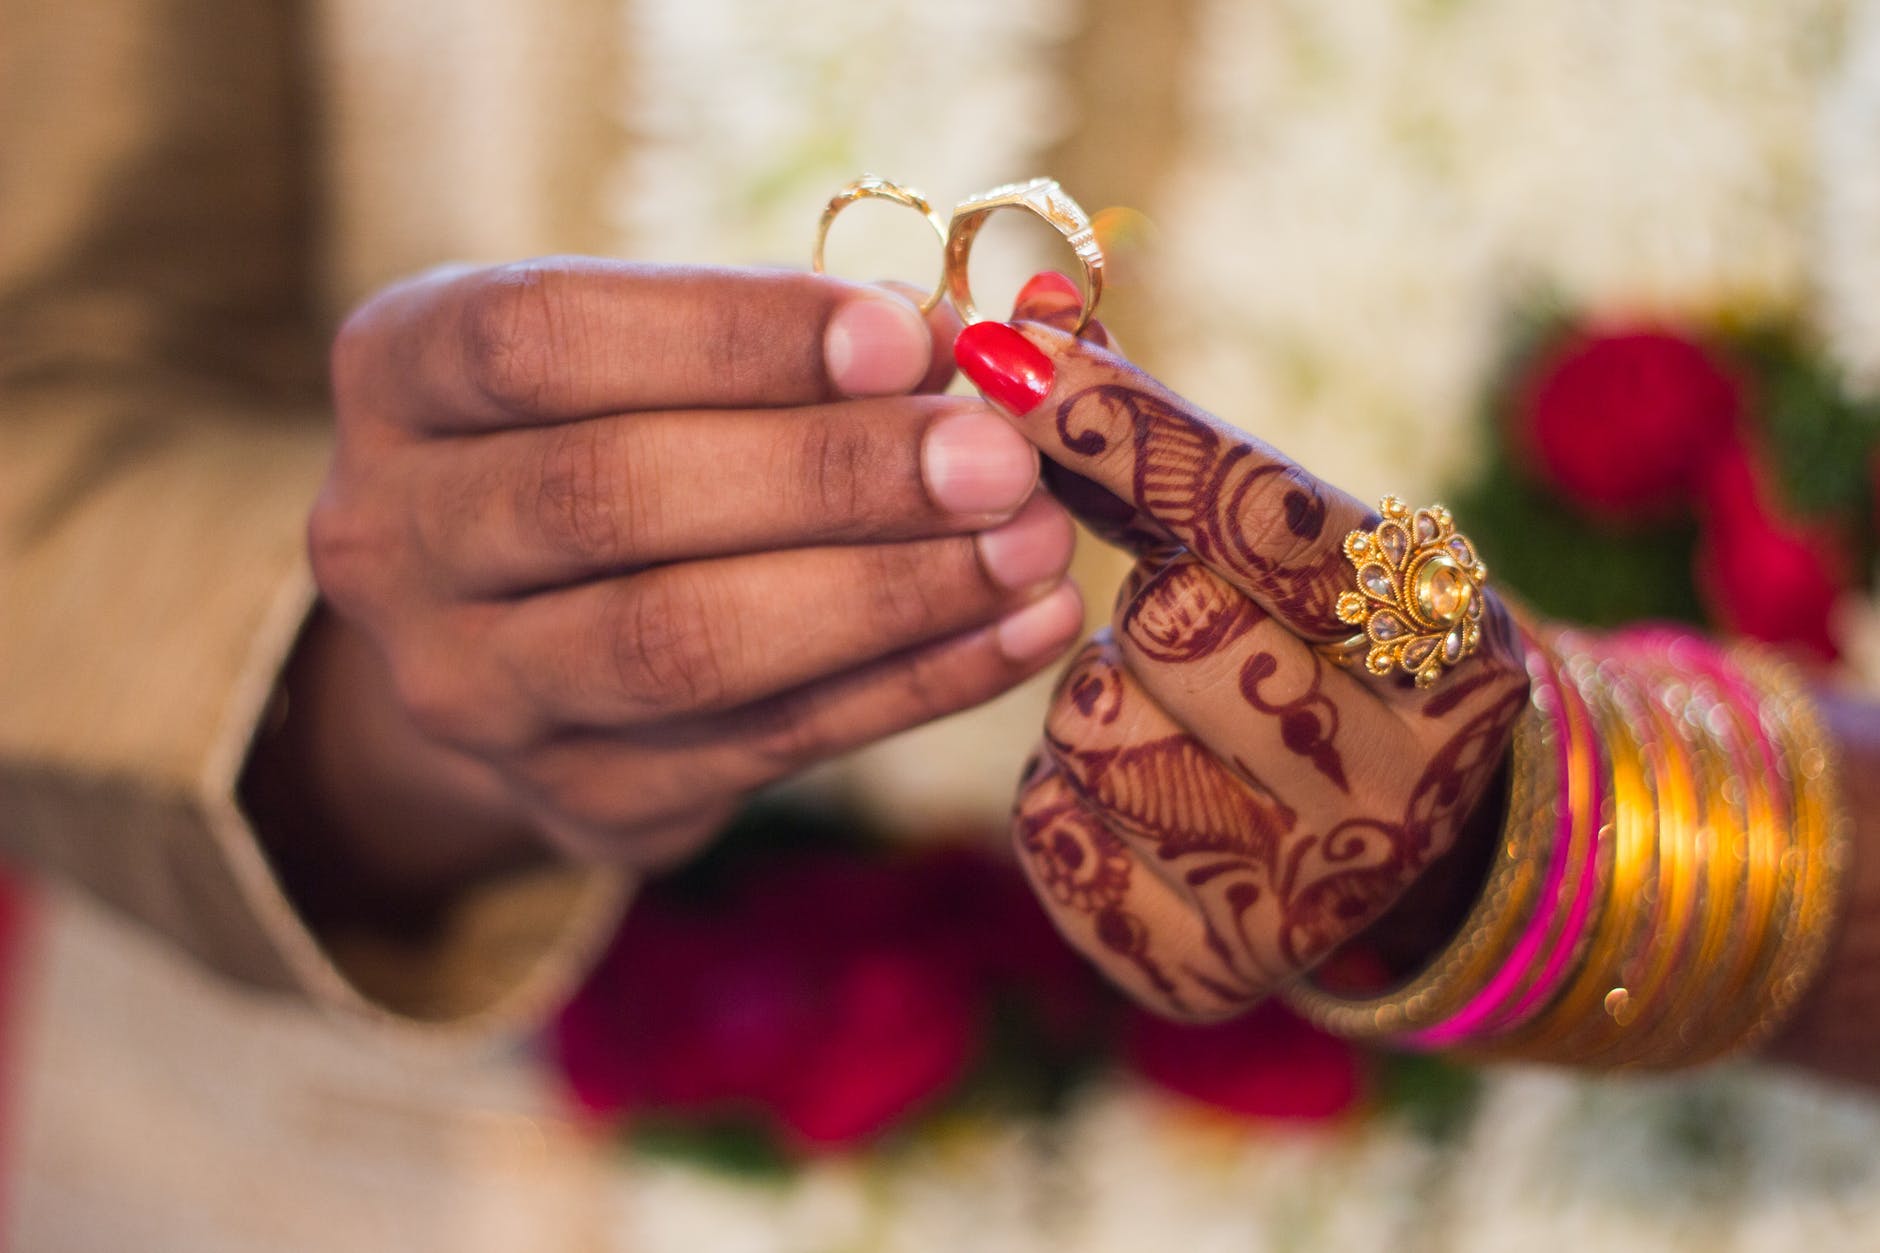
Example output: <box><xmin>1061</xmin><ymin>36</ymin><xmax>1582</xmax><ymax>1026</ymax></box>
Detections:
<box><xmin>923</xmin><ymin>408</ymin><xmax>1038</xmax><ymax>516</ymax></box>
<box><xmin>825</xmin><ymin>295</ymin><xmax>931</xmax><ymax>396</ymax></box>
<box><xmin>978</xmin><ymin>495</ymin><xmax>1075</xmax><ymax>591</ymax></box>
<box><xmin>1015</xmin><ymin>271</ymin><xmax>1081</xmax><ymax>309</ymax></box>
<box><xmin>954</xmin><ymin>322</ymin><xmax>1055</xmax><ymax>414</ymax></box>
<box><xmin>996</xmin><ymin>581</ymin><xmax>1084</xmax><ymax>663</ymax></box>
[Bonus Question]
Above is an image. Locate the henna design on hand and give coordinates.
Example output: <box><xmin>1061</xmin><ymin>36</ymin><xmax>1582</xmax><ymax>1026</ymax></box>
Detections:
<box><xmin>1044</xmin><ymin>650</ymin><xmax>1303</xmax><ymax>990</ymax></box>
<box><xmin>1014</xmin><ymin>769</ymin><xmax>1190</xmax><ymax>1012</ymax></box>
<box><xmin>1017</xmin><ymin>779</ymin><xmax>1136</xmax><ymax>914</ymax></box>
<box><xmin>1062</xmin><ymin>649</ymin><xmax>1127</xmax><ymax>725</ymax></box>
<box><xmin>1053</xmin><ymin>384</ymin><xmax>1359</xmax><ymax>637</ymax></box>
<box><xmin>1047</xmin><ymin>730</ymin><xmax>1296</xmax><ymax>870</ymax></box>
<box><xmin>1041</xmin><ymin>460</ymin><xmax>1181</xmax><ymax>559</ymax></box>
<box><xmin>1274</xmin><ymin>687</ymin><xmax>1527</xmax><ymax>968</ymax></box>
<box><xmin>1238</xmin><ymin>648</ymin><xmax>1348</xmax><ymax>792</ymax></box>
<box><xmin>1043</xmin><ymin>600</ymin><xmax>1528</xmax><ymax>997</ymax></box>
<box><xmin>1119</xmin><ymin>558</ymin><xmax>1261</xmax><ymax>663</ymax></box>
<box><xmin>1116</xmin><ymin>557</ymin><xmax>1350</xmax><ymax>792</ymax></box>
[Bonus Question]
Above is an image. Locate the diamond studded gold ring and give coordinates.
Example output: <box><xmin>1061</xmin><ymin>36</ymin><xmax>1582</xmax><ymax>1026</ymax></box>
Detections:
<box><xmin>1322</xmin><ymin>496</ymin><xmax>1488</xmax><ymax>689</ymax></box>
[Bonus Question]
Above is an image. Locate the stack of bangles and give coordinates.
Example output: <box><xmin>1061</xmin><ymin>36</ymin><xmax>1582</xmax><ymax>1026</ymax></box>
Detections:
<box><xmin>1286</xmin><ymin>617</ymin><xmax>1852</xmax><ymax>1068</ymax></box>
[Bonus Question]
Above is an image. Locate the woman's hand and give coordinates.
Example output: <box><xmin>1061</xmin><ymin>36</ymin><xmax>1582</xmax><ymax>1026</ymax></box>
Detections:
<box><xmin>271</xmin><ymin>259</ymin><xmax>1086</xmax><ymax>905</ymax></box>
<box><xmin>957</xmin><ymin>281</ymin><xmax>1529</xmax><ymax>1021</ymax></box>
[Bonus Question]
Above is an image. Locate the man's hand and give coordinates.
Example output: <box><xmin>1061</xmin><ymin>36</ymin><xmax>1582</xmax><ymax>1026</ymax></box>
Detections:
<box><xmin>262</xmin><ymin>259</ymin><xmax>1084</xmax><ymax>906</ymax></box>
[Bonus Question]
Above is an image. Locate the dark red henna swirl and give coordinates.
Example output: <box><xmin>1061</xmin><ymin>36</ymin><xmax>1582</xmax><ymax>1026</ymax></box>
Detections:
<box><xmin>1238</xmin><ymin>648</ymin><xmax>1349</xmax><ymax>792</ymax></box>
<box><xmin>1055</xmin><ymin>646</ymin><xmax>1128</xmax><ymax>726</ymax></box>
<box><xmin>1275</xmin><ymin>686</ymin><xmax>1527</xmax><ymax>967</ymax></box>
<box><xmin>1041</xmin><ymin>460</ymin><xmax>1181</xmax><ymax>559</ymax></box>
<box><xmin>1119</xmin><ymin>559</ymin><xmax>1261</xmax><ymax>663</ymax></box>
<box><xmin>1053</xmin><ymin>383</ymin><xmax>1360</xmax><ymax>636</ymax></box>
<box><xmin>1014</xmin><ymin>776</ymin><xmax>1188</xmax><ymax>1012</ymax></box>
<box><xmin>1047</xmin><ymin>731</ymin><xmax>1296</xmax><ymax>870</ymax></box>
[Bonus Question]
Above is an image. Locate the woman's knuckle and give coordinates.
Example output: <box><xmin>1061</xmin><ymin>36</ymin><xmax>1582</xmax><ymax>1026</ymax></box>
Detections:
<box><xmin>1228</xmin><ymin>469</ymin><xmax>1308</xmax><ymax>561</ymax></box>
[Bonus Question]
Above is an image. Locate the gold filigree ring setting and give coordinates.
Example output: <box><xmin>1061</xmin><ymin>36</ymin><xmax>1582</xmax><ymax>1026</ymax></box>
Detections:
<box><xmin>944</xmin><ymin>178</ymin><xmax>1104</xmax><ymax>338</ymax></box>
<box><xmin>1324</xmin><ymin>496</ymin><xmax>1488</xmax><ymax>689</ymax></box>
<box><xmin>812</xmin><ymin>176</ymin><xmax>950</xmax><ymax>316</ymax></box>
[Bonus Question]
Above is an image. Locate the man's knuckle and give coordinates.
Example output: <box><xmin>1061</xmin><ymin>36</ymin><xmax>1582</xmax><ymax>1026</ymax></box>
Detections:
<box><xmin>797</xmin><ymin>419</ymin><xmax>882</xmax><ymax>526</ymax></box>
<box><xmin>604</xmin><ymin>577</ymin><xmax>728</xmax><ymax>714</ymax></box>
<box><xmin>391</xmin><ymin>655</ymin><xmax>473</xmax><ymax>744</ymax></box>
<box><xmin>893</xmin><ymin>643</ymin><xmax>965</xmax><ymax>718</ymax></box>
<box><xmin>743</xmin><ymin>704</ymin><xmax>827</xmax><ymax>777</ymax></box>
<box><xmin>700</xmin><ymin>293</ymin><xmax>763</xmax><ymax>397</ymax></box>
<box><xmin>529</xmin><ymin>423</ymin><xmax>631</xmax><ymax>563</ymax></box>
<box><xmin>462</xmin><ymin>264</ymin><xmax>574</xmax><ymax>412</ymax></box>
<box><xmin>858</xmin><ymin>543</ymin><xmax>952</xmax><ymax>638</ymax></box>
<box><xmin>306</xmin><ymin>494</ymin><xmax>383</xmax><ymax>611</ymax></box>
<box><xmin>327</xmin><ymin>304</ymin><xmax>380</xmax><ymax>406</ymax></box>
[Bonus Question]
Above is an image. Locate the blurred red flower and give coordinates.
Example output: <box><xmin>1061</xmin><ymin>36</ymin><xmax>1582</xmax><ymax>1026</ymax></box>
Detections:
<box><xmin>1521</xmin><ymin>327</ymin><xmax>1741</xmax><ymax>519</ymax></box>
<box><xmin>897</xmin><ymin>841</ymin><xmax>1105</xmax><ymax>1047</ymax></box>
<box><xmin>550</xmin><ymin>842</ymin><xmax>1104</xmax><ymax>1154</ymax></box>
<box><xmin>1123</xmin><ymin>999</ymin><xmax>1366</xmax><ymax>1122</ymax></box>
<box><xmin>552</xmin><ymin>852</ymin><xmax>982</xmax><ymax>1152</ymax></box>
<box><xmin>1695</xmin><ymin>443</ymin><xmax>1845</xmax><ymax>661</ymax></box>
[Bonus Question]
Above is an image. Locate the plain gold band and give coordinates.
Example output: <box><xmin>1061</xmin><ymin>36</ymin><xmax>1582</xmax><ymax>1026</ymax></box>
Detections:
<box><xmin>811</xmin><ymin>176</ymin><xmax>950</xmax><ymax>316</ymax></box>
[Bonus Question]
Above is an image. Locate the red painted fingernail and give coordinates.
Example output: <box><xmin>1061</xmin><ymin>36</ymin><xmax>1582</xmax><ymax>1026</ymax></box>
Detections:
<box><xmin>954</xmin><ymin>322</ymin><xmax>1054</xmax><ymax>414</ymax></box>
<box><xmin>1015</xmin><ymin>270</ymin><xmax>1081</xmax><ymax>308</ymax></box>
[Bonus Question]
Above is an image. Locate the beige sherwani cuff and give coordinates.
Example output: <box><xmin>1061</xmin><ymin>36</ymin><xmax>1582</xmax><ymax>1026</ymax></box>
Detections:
<box><xmin>0</xmin><ymin>392</ymin><xmax>630</xmax><ymax>1038</ymax></box>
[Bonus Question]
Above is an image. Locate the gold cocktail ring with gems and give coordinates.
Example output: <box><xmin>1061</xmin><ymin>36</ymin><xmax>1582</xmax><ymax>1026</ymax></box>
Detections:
<box><xmin>945</xmin><ymin>177</ymin><xmax>1105</xmax><ymax>338</ymax></box>
<box><xmin>812</xmin><ymin>175</ymin><xmax>951</xmax><ymax>315</ymax></box>
<box><xmin>1323</xmin><ymin>496</ymin><xmax>1488</xmax><ymax>689</ymax></box>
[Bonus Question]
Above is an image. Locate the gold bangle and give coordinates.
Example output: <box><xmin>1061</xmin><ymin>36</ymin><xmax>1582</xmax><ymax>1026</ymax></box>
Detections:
<box><xmin>1460</xmin><ymin>642</ymin><xmax>1609</xmax><ymax>1038</ymax></box>
<box><xmin>1592</xmin><ymin>658</ymin><xmax>1710</xmax><ymax>1063</ymax></box>
<box><xmin>1483</xmin><ymin>638</ymin><xmax>1849</xmax><ymax>1070</ymax></box>
<box><xmin>1705</xmin><ymin>647</ymin><xmax>1850</xmax><ymax>1061</ymax></box>
<box><xmin>1488</xmin><ymin>652</ymin><xmax>1657</xmax><ymax>1061</ymax></box>
<box><xmin>1629</xmin><ymin>651</ymin><xmax>1768</xmax><ymax>1066</ymax></box>
<box><xmin>1663</xmin><ymin>646</ymin><xmax>1808</xmax><ymax>1066</ymax></box>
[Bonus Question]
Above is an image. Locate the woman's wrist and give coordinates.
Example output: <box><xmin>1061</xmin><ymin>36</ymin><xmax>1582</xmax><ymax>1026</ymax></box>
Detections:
<box><xmin>1765</xmin><ymin>688</ymin><xmax>1880</xmax><ymax>1086</ymax></box>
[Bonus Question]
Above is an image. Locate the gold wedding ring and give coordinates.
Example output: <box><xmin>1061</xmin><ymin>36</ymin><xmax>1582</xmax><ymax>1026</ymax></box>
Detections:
<box><xmin>812</xmin><ymin>175</ymin><xmax>950</xmax><ymax>315</ymax></box>
<box><xmin>946</xmin><ymin>178</ymin><xmax>1104</xmax><ymax>337</ymax></box>
<box><xmin>1323</xmin><ymin>496</ymin><xmax>1489</xmax><ymax>689</ymax></box>
<box><xmin>813</xmin><ymin>174</ymin><xmax>1107</xmax><ymax>336</ymax></box>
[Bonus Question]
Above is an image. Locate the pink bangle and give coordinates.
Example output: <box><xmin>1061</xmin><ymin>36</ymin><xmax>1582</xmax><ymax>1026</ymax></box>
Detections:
<box><xmin>1406</xmin><ymin>635</ymin><xmax>1602</xmax><ymax>1047</ymax></box>
<box><xmin>1482</xmin><ymin>649</ymin><xmax>1605</xmax><ymax>1033</ymax></box>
